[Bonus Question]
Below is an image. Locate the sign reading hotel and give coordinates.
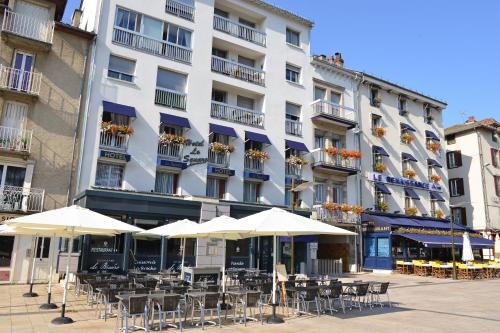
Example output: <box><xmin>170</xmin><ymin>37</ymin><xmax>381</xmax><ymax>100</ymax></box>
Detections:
<box><xmin>368</xmin><ymin>172</ymin><xmax>443</xmax><ymax>192</ymax></box>
<box><xmin>100</xmin><ymin>149</ymin><xmax>131</xmax><ymax>162</ymax></box>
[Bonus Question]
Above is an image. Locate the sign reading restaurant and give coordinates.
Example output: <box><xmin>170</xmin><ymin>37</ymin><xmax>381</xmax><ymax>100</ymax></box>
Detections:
<box><xmin>368</xmin><ymin>172</ymin><xmax>443</xmax><ymax>192</ymax></box>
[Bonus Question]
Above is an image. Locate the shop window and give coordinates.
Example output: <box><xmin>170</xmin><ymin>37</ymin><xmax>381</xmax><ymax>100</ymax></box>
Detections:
<box><xmin>377</xmin><ymin>238</ymin><xmax>390</xmax><ymax>257</ymax></box>
<box><xmin>0</xmin><ymin>236</ymin><xmax>14</xmax><ymax>267</ymax></box>
<box><xmin>365</xmin><ymin>237</ymin><xmax>376</xmax><ymax>257</ymax></box>
<box><xmin>90</xmin><ymin>234</ymin><xmax>125</xmax><ymax>254</ymax></box>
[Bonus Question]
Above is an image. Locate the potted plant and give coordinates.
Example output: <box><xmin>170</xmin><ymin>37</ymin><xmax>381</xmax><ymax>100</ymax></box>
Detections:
<box><xmin>374</xmin><ymin>162</ymin><xmax>387</xmax><ymax>173</ymax></box>
<box><xmin>401</xmin><ymin>132</ymin><xmax>414</xmax><ymax>144</ymax></box>
<box><xmin>324</xmin><ymin>202</ymin><xmax>340</xmax><ymax>212</ymax></box>
<box><xmin>349</xmin><ymin>150</ymin><xmax>362</xmax><ymax>159</ymax></box>
<box><xmin>374</xmin><ymin>127</ymin><xmax>386</xmax><ymax>138</ymax></box>
<box><xmin>340</xmin><ymin>148</ymin><xmax>350</xmax><ymax>160</ymax></box>
<box><xmin>430</xmin><ymin>174</ymin><xmax>441</xmax><ymax>183</ymax></box>
<box><xmin>101</xmin><ymin>121</ymin><xmax>134</xmax><ymax>136</ymax></box>
<box><xmin>245</xmin><ymin>149</ymin><xmax>270</xmax><ymax>160</ymax></box>
<box><xmin>340</xmin><ymin>203</ymin><xmax>351</xmax><ymax>213</ymax></box>
<box><xmin>325</xmin><ymin>147</ymin><xmax>338</xmax><ymax>156</ymax></box>
<box><xmin>435</xmin><ymin>209</ymin><xmax>445</xmax><ymax>219</ymax></box>
<box><xmin>286</xmin><ymin>155</ymin><xmax>309</xmax><ymax>166</ymax></box>
<box><xmin>210</xmin><ymin>142</ymin><xmax>235</xmax><ymax>153</ymax></box>
<box><xmin>351</xmin><ymin>205</ymin><xmax>364</xmax><ymax>215</ymax></box>
<box><xmin>377</xmin><ymin>202</ymin><xmax>389</xmax><ymax>213</ymax></box>
<box><xmin>404</xmin><ymin>169</ymin><xmax>416</xmax><ymax>179</ymax></box>
<box><xmin>159</xmin><ymin>133</ymin><xmax>188</xmax><ymax>145</ymax></box>
<box><xmin>428</xmin><ymin>142</ymin><xmax>440</xmax><ymax>152</ymax></box>
<box><xmin>405</xmin><ymin>207</ymin><xmax>418</xmax><ymax>216</ymax></box>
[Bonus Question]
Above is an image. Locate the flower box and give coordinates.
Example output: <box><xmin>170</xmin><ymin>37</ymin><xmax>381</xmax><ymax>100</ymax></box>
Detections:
<box><xmin>210</xmin><ymin>142</ymin><xmax>235</xmax><ymax>153</ymax></box>
<box><xmin>377</xmin><ymin>202</ymin><xmax>389</xmax><ymax>213</ymax></box>
<box><xmin>401</xmin><ymin>132</ymin><xmax>414</xmax><ymax>144</ymax></box>
<box><xmin>435</xmin><ymin>209</ymin><xmax>445</xmax><ymax>219</ymax></box>
<box><xmin>428</xmin><ymin>142</ymin><xmax>440</xmax><ymax>152</ymax></box>
<box><xmin>404</xmin><ymin>169</ymin><xmax>416</xmax><ymax>179</ymax></box>
<box><xmin>159</xmin><ymin>133</ymin><xmax>187</xmax><ymax>145</ymax></box>
<box><xmin>374</xmin><ymin>127</ymin><xmax>386</xmax><ymax>138</ymax></box>
<box><xmin>405</xmin><ymin>207</ymin><xmax>418</xmax><ymax>216</ymax></box>
<box><xmin>245</xmin><ymin>149</ymin><xmax>269</xmax><ymax>160</ymax></box>
<box><xmin>430</xmin><ymin>174</ymin><xmax>441</xmax><ymax>183</ymax></box>
<box><xmin>374</xmin><ymin>162</ymin><xmax>387</xmax><ymax>173</ymax></box>
<box><xmin>286</xmin><ymin>155</ymin><xmax>308</xmax><ymax>166</ymax></box>
<box><xmin>101</xmin><ymin>121</ymin><xmax>134</xmax><ymax>135</ymax></box>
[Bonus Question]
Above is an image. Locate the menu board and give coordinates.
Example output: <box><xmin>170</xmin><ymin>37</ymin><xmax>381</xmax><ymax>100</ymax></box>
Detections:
<box><xmin>276</xmin><ymin>264</ymin><xmax>288</xmax><ymax>282</ymax></box>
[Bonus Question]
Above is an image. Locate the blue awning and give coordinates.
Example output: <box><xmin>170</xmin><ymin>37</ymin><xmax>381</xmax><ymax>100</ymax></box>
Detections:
<box><xmin>396</xmin><ymin>233</ymin><xmax>494</xmax><ymax>249</ymax></box>
<box><xmin>402</xmin><ymin>152</ymin><xmax>417</xmax><ymax>162</ymax></box>
<box><xmin>362</xmin><ymin>214</ymin><xmax>421</xmax><ymax>227</ymax></box>
<box><xmin>375</xmin><ymin>182</ymin><xmax>391</xmax><ymax>195</ymax></box>
<box><xmin>430</xmin><ymin>191</ymin><xmax>445</xmax><ymax>202</ymax></box>
<box><xmin>209</xmin><ymin>123</ymin><xmax>237</xmax><ymax>138</ymax></box>
<box><xmin>405</xmin><ymin>188</ymin><xmax>420</xmax><ymax>200</ymax></box>
<box><xmin>160</xmin><ymin>113</ymin><xmax>191</xmax><ymax>128</ymax></box>
<box><xmin>425</xmin><ymin>130</ymin><xmax>440</xmax><ymax>141</ymax></box>
<box><xmin>400</xmin><ymin>123</ymin><xmax>416</xmax><ymax>132</ymax></box>
<box><xmin>245</xmin><ymin>131</ymin><xmax>271</xmax><ymax>145</ymax></box>
<box><xmin>427</xmin><ymin>158</ymin><xmax>442</xmax><ymax>168</ymax></box>
<box><xmin>103</xmin><ymin>101</ymin><xmax>136</xmax><ymax>117</ymax></box>
<box><xmin>285</xmin><ymin>140</ymin><xmax>309</xmax><ymax>152</ymax></box>
<box><xmin>373</xmin><ymin>145</ymin><xmax>389</xmax><ymax>157</ymax></box>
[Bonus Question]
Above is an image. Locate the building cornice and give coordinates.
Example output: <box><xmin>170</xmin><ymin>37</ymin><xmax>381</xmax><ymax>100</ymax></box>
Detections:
<box><xmin>241</xmin><ymin>0</ymin><xmax>314</xmax><ymax>27</ymax></box>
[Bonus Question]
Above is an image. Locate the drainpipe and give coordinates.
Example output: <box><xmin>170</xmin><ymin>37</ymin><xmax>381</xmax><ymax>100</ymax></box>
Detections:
<box><xmin>476</xmin><ymin>128</ymin><xmax>492</xmax><ymax>257</ymax></box>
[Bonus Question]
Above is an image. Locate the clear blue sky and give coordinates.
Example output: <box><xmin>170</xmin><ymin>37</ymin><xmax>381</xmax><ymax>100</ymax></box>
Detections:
<box><xmin>62</xmin><ymin>0</ymin><xmax>500</xmax><ymax>127</ymax></box>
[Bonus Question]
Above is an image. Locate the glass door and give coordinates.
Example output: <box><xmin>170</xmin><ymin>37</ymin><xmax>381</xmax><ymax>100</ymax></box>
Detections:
<box><xmin>10</xmin><ymin>51</ymin><xmax>34</xmax><ymax>92</ymax></box>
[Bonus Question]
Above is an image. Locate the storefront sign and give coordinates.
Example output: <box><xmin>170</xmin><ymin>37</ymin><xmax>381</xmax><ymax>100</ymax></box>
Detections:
<box><xmin>244</xmin><ymin>171</ymin><xmax>270</xmax><ymax>181</ymax></box>
<box><xmin>87</xmin><ymin>253</ymin><xmax>123</xmax><ymax>273</ymax></box>
<box><xmin>369</xmin><ymin>172</ymin><xmax>442</xmax><ymax>192</ymax></box>
<box><xmin>227</xmin><ymin>256</ymin><xmax>249</xmax><ymax>268</ymax></box>
<box><xmin>182</xmin><ymin>140</ymin><xmax>208</xmax><ymax>166</ymax></box>
<box><xmin>207</xmin><ymin>166</ymin><xmax>235</xmax><ymax>177</ymax></box>
<box><xmin>158</xmin><ymin>159</ymin><xmax>188</xmax><ymax>169</ymax></box>
<box><xmin>363</xmin><ymin>224</ymin><xmax>391</xmax><ymax>233</ymax></box>
<box><xmin>165</xmin><ymin>256</ymin><xmax>195</xmax><ymax>272</ymax></box>
<box><xmin>100</xmin><ymin>149</ymin><xmax>131</xmax><ymax>162</ymax></box>
<box><xmin>0</xmin><ymin>213</ymin><xmax>21</xmax><ymax>224</ymax></box>
<box><xmin>134</xmin><ymin>256</ymin><xmax>160</xmax><ymax>272</ymax></box>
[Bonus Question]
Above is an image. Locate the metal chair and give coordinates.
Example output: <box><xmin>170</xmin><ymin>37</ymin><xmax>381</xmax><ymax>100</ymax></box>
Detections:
<box><xmin>97</xmin><ymin>288</ymin><xmax>122</xmax><ymax>321</ymax></box>
<box><xmin>242</xmin><ymin>291</ymin><xmax>263</xmax><ymax>326</ymax></box>
<box><xmin>344</xmin><ymin>283</ymin><xmax>370</xmax><ymax>311</ymax></box>
<box><xmin>369</xmin><ymin>282</ymin><xmax>391</xmax><ymax>308</ymax></box>
<box><xmin>200</xmin><ymin>292</ymin><xmax>221</xmax><ymax>330</ymax></box>
<box><xmin>118</xmin><ymin>295</ymin><xmax>149</xmax><ymax>333</ymax></box>
<box><xmin>155</xmin><ymin>294</ymin><xmax>183</xmax><ymax>332</ymax></box>
<box><xmin>320</xmin><ymin>282</ymin><xmax>345</xmax><ymax>315</ymax></box>
<box><xmin>299</xmin><ymin>288</ymin><xmax>321</xmax><ymax>316</ymax></box>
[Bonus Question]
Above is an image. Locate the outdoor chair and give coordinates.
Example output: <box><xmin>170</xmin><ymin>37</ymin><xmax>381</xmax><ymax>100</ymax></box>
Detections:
<box><xmin>242</xmin><ymin>291</ymin><xmax>264</xmax><ymax>326</ymax></box>
<box><xmin>369</xmin><ymin>282</ymin><xmax>391</xmax><ymax>308</ymax></box>
<box><xmin>155</xmin><ymin>294</ymin><xmax>183</xmax><ymax>332</ymax></box>
<box><xmin>319</xmin><ymin>282</ymin><xmax>345</xmax><ymax>315</ymax></box>
<box><xmin>117</xmin><ymin>295</ymin><xmax>149</xmax><ymax>333</ymax></box>
<box><xmin>199</xmin><ymin>292</ymin><xmax>222</xmax><ymax>329</ymax></box>
<box><xmin>206</xmin><ymin>284</ymin><xmax>219</xmax><ymax>293</ymax></box>
<box><xmin>259</xmin><ymin>282</ymin><xmax>273</xmax><ymax>304</ymax></box>
<box><xmin>298</xmin><ymin>288</ymin><xmax>321</xmax><ymax>316</ymax></box>
<box><xmin>344</xmin><ymin>283</ymin><xmax>370</xmax><ymax>311</ymax></box>
<box><xmin>96</xmin><ymin>288</ymin><xmax>122</xmax><ymax>321</ymax></box>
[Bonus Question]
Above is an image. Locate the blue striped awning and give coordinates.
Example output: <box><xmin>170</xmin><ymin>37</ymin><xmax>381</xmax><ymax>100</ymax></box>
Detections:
<box><xmin>285</xmin><ymin>140</ymin><xmax>308</xmax><ymax>152</ymax></box>
<box><xmin>427</xmin><ymin>158</ymin><xmax>442</xmax><ymax>168</ymax></box>
<box><xmin>396</xmin><ymin>233</ymin><xmax>494</xmax><ymax>249</ymax></box>
<box><xmin>375</xmin><ymin>182</ymin><xmax>391</xmax><ymax>195</ymax></box>
<box><xmin>373</xmin><ymin>145</ymin><xmax>389</xmax><ymax>157</ymax></box>
<box><xmin>103</xmin><ymin>101</ymin><xmax>136</xmax><ymax>117</ymax></box>
<box><xmin>430</xmin><ymin>192</ymin><xmax>445</xmax><ymax>202</ymax></box>
<box><xmin>245</xmin><ymin>131</ymin><xmax>271</xmax><ymax>145</ymax></box>
<box><xmin>425</xmin><ymin>130</ymin><xmax>440</xmax><ymax>141</ymax></box>
<box><xmin>209</xmin><ymin>123</ymin><xmax>237</xmax><ymax>138</ymax></box>
<box><xmin>405</xmin><ymin>188</ymin><xmax>420</xmax><ymax>200</ymax></box>
<box><xmin>402</xmin><ymin>152</ymin><xmax>417</xmax><ymax>162</ymax></box>
<box><xmin>160</xmin><ymin>113</ymin><xmax>191</xmax><ymax>128</ymax></box>
<box><xmin>400</xmin><ymin>123</ymin><xmax>416</xmax><ymax>132</ymax></box>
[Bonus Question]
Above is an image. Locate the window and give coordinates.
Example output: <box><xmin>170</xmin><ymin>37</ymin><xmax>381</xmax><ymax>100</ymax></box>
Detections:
<box><xmin>374</xmin><ymin>186</ymin><xmax>385</xmax><ymax>209</ymax></box>
<box><xmin>156</xmin><ymin>68</ymin><xmax>187</xmax><ymax>92</ymax></box>
<box><xmin>430</xmin><ymin>198</ymin><xmax>439</xmax><ymax>217</ymax></box>
<box><xmin>286</xmin><ymin>28</ymin><xmax>300</xmax><ymax>46</ymax></box>
<box><xmin>377</xmin><ymin>238</ymin><xmax>390</xmax><ymax>257</ymax></box>
<box><xmin>371</xmin><ymin>114</ymin><xmax>382</xmax><ymax>131</ymax></box>
<box><xmin>446</xmin><ymin>134</ymin><xmax>456</xmax><ymax>145</ymax></box>
<box><xmin>424</xmin><ymin>105</ymin><xmax>433</xmax><ymax>124</ymax></box>
<box><xmin>451</xmin><ymin>207</ymin><xmax>467</xmax><ymax>226</ymax></box>
<box><xmin>239</xmin><ymin>17</ymin><xmax>256</xmax><ymax>28</ymax></box>
<box><xmin>155</xmin><ymin>171</ymin><xmax>178</xmax><ymax>194</ymax></box>
<box><xmin>243</xmin><ymin>181</ymin><xmax>260</xmax><ymax>203</ymax></box>
<box><xmin>0</xmin><ymin>165</ymin><xmax>26</xmax><ymax>187</ymax></box>
<box><xmin>206</xmin><ymin>177</ymin><xmax>226</xmax><ymax>199</ymax></box>
<box><xmin>314</xmin><ymin>180</ymin><xmax>326</xmax><ymax>204</ymax></box>
<box><xmin>372</xmin><ymin>148</ymin><xmax>383</xmax><ymax>171</ymax></box>
<box><xmin>212</xmin><ymin>48</ymin><xmax>227</xmax><ymax>59</ymax></box>
<box><xmin>286</xmin><ymin>64</ymin><xmax>300</xmax><ymax>83</ymax></box>
<box><xmin>495</xmin><ymin>176</ymin><xmax>500</xmax><ymax>197</ymax></box>
<box><xmin>1</xmin><ymin>101</ymin><xmax>28</xmax><ymax>130</ymax></box>
<box><xmin>35</xmin><ymin>237</ymin><xmax>51</xmax><ymax>259</ymax></box>
<box><xmin>115</xmin><ymin>7</ymin><xmax>141</xmax><ymax>32</ymax></box>
<box><xmin>102</xmin><ymin>111</ymin><xmax>129</xmax><ymax>126</ymax></box>
<box><xmin>491</xmin><ymin>148</ymin><xmax>500</xmax><ymax>167</ymax></box>
<box><xmin>404</xmin><ymin>194</ymin><xmax>413</xmax><ymax>210</ymax></box>
<box><xmin>370</xmin><ymin>88</ymin><xmax>380</xmax><ymax>106</ymax></box>
<box><xmin>330</xmin><ymin>92</ymin><xmax>341</xmax><ymax>105</ymax></box>
<box><xmin>0</xmin><ymin>236</ymin><xmax>14</xmax><ymax>267</ymax></box>
<box><xmin>285</xmin><ymin>102</ymin><xmax>301</xmax><ymax>121</ymax></box>
<box><xmin>236</xmin><ymin>95</ymin><xmax>254</xmax><ymax>110</ymax></box>
<box><xmin>449</xmin><ymin>178</ymin><xmax>464</xmax><ymax>197</ymax></box>
<box><xmin>402</xmin><ymin>159</ymin><xmax>412</xmax><ymax>174</ymax></box>
<box><xmin>398</xmin><ymin>97</ymin><xmax>407</xmax><ymax>114</ymax></box>
<box><xmin>166</xmin><ymin>23</ymin><xmax>192</xmax><ymax>48</ymax></box>
<box><xmin>314</xmin><ymin>135</ymin><xmax>325</xmax><ymax>149</ymax></box>
<box><xmin>108</xmin><ymin>55</ymin><xmax>135</xmax><ymax>82</ymax></box>
<box><xmin>493</xmin><ymin>132</ymin><xmax>498</xmax><ymax>143</ymax></box>
<box><xmin>238</xmin><ymin>55</ymin><xmax>255</xmax><ymax>68</ymax></box>
<box><xmin>214</xmin><ymin>8</ymin><xmax>229</xmax><ymax>18</ymax></box>
<box><xmin>211</xmin><ymin>89</ymin><xmax>227</xmax><ymax>103</ymax></box>
<box><xmin>314</xmin><ymin>87</ymin><xmax>326</xmax><ymax>101</ymax></box>
<box><xmin>447</xmin><ymin>151</ymin><xmax>462</xmax><ymax>169</ymax></box>
<box><xmin>365</xmin><ymin>237</ymin><xmax>376</xmax><ymax>257</ymax></box>
<box><xmin>95</xmin><ymin>162</ymin><xmax>124</xmax><ymax>188</ymax></box>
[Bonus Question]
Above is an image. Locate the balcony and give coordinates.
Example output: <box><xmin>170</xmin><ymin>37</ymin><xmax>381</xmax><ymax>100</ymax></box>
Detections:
<box><xmin>0</xmin><ymin>126</ymin><xmax>32</xmax><ymax>154</ymax></box>
<box><xmin>211</xmin><ymin>101</ymin><xmax>264</xmax><ymax>128</ymax></box>
<box><xmin>311</xmin><ymin>148</ymin><xmax>359</xmax><ymax>175</ymax></box>
<box><xmin>0</xmin><ymin>186</ymin><xmax>44</xmax><ymax>213</ymax></box>
<box><xmin>1</xmin><ymin>10</ymin><xmax>54</xmax><ymax>51</ymax></box>
<box><xmin>311</xmin><ymin>100</ymin><xmax>357</xmax><ymax>129</ymax></box>
<box><xmin>112</xmin><ymin>27</ymin><xmax>192</xmax><ymax>64</ymax></box>
<box><xmin>285</xmin><ymin>119</ymin><xmax>302</xmax><ymax>136</ymax></box>
<box><xmin>99</xmin><ymin>131</ymin><xmax>129</xmax><ymax>152</ymax></box>
<box><xmin>208</xmin><ymin>149</ymin><xmax>231</xmax><ymax>168</ymax></box>
<box><xmin>211</xmin><ymin>56</ymin><xmax>265</xmax><ymax>86</ymax></box>
<box><xmin>285</xmin><ymin>162</ymin><xmax>302</xmax><ymax>178</ymax></box>
<box><xmin>155</xmin><ymin>88</ymin><xmax>187</xmax><ymax>110</ymax></box>
<box><xmin>314</xmin><ymin>206</ymin><xmax>361</xmax><ymax>225</ymax></box>
<box><xmin>165</xmin><ymin>0</ymin><xmax>195</xmax><ymax>21</ymax></box>
<box><xmin>157</xmin><ymin>141</ymin><xmax>184</xmax><ymax>161</ymax></box>
<box><xmin>244</xmin><ymin>156</ymin><xmax>264</xmax><ymax>173</ymax></box>
<box><xmin>213</xmin><ymin>15</ymin><xmax>266</xmax><ymax>46</ymax></box>
<box><xmin>0</xmin><ymin>65</ymin><xmax>42</xmax><ymax>98</ymax></box>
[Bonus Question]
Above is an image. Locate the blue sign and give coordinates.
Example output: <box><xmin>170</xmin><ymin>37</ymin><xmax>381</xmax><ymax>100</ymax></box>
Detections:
<box><xmin>158</xmin><ymin>158</ymin><xmax>188</xmax><ymax>169</ymax></box>
<box><xmin>227</xmin><ymin>256</ymin><xmax>250</xmax><ymax>268</ymax></box>
<box><xmin>133</xmin><ymin>255</ymin><xmax>161</xmax><ymax>272</ymax></box>
<box><xmin>244</xmin><ymin>171</ymin><xmax>270</xmax><ymax>181</ymax></box>
<box><xmin>369</xmin><ymin>172</ymin><xmax>442</xmax><ymax>192</ymax></box>
<box><xmin>100</xmin><ymin>149</ymin><xmax>131</xmax><ymax>162</ymax></box>
<box><xmin>285</xmin><ymin>177</ymin><xmax>308</xmax><ymax>186</ymax></box>
<box><xmin>207</xmin><ymin>166</ymin><xmax>235</xmax><ymax>176</ymax></box>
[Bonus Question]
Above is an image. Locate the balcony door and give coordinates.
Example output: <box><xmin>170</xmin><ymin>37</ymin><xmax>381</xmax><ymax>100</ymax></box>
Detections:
<box><xmin>10</xmin><ymin>51</ymin><xmax>34</xmax><ymax>92</ymax></box>
<box><xmin>14</xmin><ymin>0</ymin><xmax>50</xmax><ymax>41</ymax></box>
<box><xmin>0</xmin><ymin>164</ymin><xmax>27</xmax><ymax>211</ymax></box>
<box><xmin>1</xmin><ymin>101</ymin><xmax>27</xmax><ymax>131</ymax></box>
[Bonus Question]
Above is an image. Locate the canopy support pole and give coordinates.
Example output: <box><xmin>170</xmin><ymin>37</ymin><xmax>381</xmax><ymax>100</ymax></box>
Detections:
<box><xmin>180</xmin><ymin>237</ymin><xmax>185</xmax><ymax>280</ymax></box>
<box><xmin>23</xmin><ymin>236</ymin><xmax>39</xmax><ymax>297</ymax></box>
<box><xmin>267</xmin><ymin>234</ymin><xmax>284</xmax><ymax>324</ymax></box>
<box><xmin>52</xmin><ymin>233</ymin><xmax>74</xmax><ymax>325</ymax></box>
<box><xmin>40</xmin><ymin>234</ymin><xmax>58</xmax><ymax>309</ymax></box>
<box><xmin>220</xmin><ymin>237</ymin><xmax>231</xmax><ymax>310</ymax></box>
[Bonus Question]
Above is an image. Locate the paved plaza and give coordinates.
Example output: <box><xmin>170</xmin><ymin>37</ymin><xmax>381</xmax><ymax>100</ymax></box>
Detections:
<box><xmin>0</xmin><ymin>273</ymin><xmax>498</xmax><ymax>333</ymax></box>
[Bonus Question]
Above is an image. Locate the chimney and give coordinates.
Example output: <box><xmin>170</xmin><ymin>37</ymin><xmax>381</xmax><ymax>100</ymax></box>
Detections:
<box><xmin>465</xmin><ymin>116</ymin><xmax>476</xmax><ymax>124</ymax></box>
<box><xmin>72</xmin><ymin>9</ymin><xmax>82</xmax><ymax>28</ymax></box>
<box><xmin>334</xmin><ymin>52</ymin><xmax>344</xmax><ymax>67</ymax></box>
<box><xmin>318</xmin><ymin>54</ymin><xmax>327</xmax><ymax>61</ymax></box>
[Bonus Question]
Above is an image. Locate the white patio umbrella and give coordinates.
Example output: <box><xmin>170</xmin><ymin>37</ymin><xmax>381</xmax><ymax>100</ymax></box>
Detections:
<box><xmin>495</xmin><ymin>234</ymin><xmax>500</xmax><ymax>261</ymax></box>
<box><xmin>5</xmin><ymin>205</ymin><xmax>144</xmax><ymax>325</ymax></box>
<box><xmin>139</xmin><ymin>219</ymin><xmax>198</xmax><ymax>278</ymax></box>
<box><xmin>462</xmin><ymin>232</ymin><xmax>474</xmax><ymax>262</ymax></box>
<box><xmin>206</xmin><ymin>207</ymin><xmax>356</xmax><ymax>323</ymax></box>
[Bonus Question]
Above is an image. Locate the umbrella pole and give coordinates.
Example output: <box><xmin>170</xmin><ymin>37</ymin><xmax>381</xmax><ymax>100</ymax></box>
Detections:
<box><xmin>40</xmin><ymin>234</ymin><xmax>58</xmax><ymax>309</ymax></box>
<box><xmin>23</xmin><ymin>236</ymin><xmax>39</xmax><ymax>297</ymax></box>
<box><xmin>180</xmin><ymin>238</ymin><xmax>185</xmax><ymax>280</ymax></box>
<box><xmin>220</xmin><ymin>237</ymin><xmax>231</xmax><ymax>310</ymax></box>
<box><xmin>267</xmin><ymin>234</ymin><xmax>284</xmax><ymax>324</ymax></box>
<box><xmin>52</xmin><ymin>235</ymin><xmax>74</xmax><ymax>325</ymax></box>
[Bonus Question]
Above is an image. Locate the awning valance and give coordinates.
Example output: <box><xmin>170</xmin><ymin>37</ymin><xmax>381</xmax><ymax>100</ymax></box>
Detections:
<box><xmin>402</xmin><ymin>152</ymin><xmax>417</xmax><ymax>162</ymax></box>
<box><xmin>395</xmin><ymin>233</ymin><xmax>494</xmax><ymax>249</ymax></box>
<box><xmin>427</xmin><ymin>158</ymin><xmax>442</xmax><ymax>168</ymax></box>
<box><xmin>400</xmin><ymin>123</ymin><xmax>416</xmax><ymax>132</ymax></box>
<box><xmin>430</xmin><ymin>191</ymin><xmax>445</xmax><ymax>202</ymax></box>
<box><xmin>245</xmin><ymin>131</ymin><xmax>271</xmax><ymax>145</ymax></box>
<box><xmin>405</xmin><ymin>188</ymin><xmax>420</xmax><ymax>200</ymax></box>
<box><xmin>373</xmin><ymin>145</ymin><xmax>389</xmax><ymax>157</ymax></box>
<box><xmin>209</xmin><ymin>123</ymin><xmax>237</xmax><ymax>138</ymax></box>
<box><xmin>160</xmin><ymin>113</ymin><xmax>191</xmax><ymax>128</ymax></box>
<box><xmin>375</xmin><ymin>182</ymin><xmax>391</xmax><ymax>194</ymax></box>
<box><xmin>103</xmin><ymin>101</ymin><xmax>136</xmax><ymax>117</ymax></box>
<box><xmin>285</xmin><ymin>140</ymin><xmax>308</xmax><ymax>152</ymax></box>
<box><xmin>425</xmin><ymin>130</ymin><xmax>440</xmax><ymax>141</ymax></box>
<box><xmin>362</xmin><ymin>214</ymin><xmax>420</xmax><ymax>227</ymax></box>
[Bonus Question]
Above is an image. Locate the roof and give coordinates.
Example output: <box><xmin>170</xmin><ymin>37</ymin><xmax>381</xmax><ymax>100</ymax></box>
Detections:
<box><xmin>445</xmin><ymin>118</ymin><xmax>500</xmax><ymax>136</ymax></box>
<box><xmin>55</xmin><ymin>21</ymin><xmax>95</xmax><ymax>39</ymax></box>
<box><xmin>241</xmin><ymin>0</ymin><xmax>314</xmax><ymax>27</ymax></box>
<box><xmin>311</xmin><ymin>55</ymin><xmax>359</xmax><ymax>78</ymax></box>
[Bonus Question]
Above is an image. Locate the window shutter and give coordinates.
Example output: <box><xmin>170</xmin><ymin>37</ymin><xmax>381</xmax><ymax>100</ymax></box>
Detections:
<box><xmin>446</xmin><ymin>152</ymin><xmax>451</xmax><ymax>169</ymax></box>
<box><xmin>495</xmin><ymin>176</ymin><xmax>500</xmax><ymax>197</ymax></box>
<box><xmin>218</xmin><ymin>179</ymin><xmax>225</xmax><ymax>199</ymax></box>
<box><xmin>448</xmin><ymin>179</ymin><xmax>453</xmax><ymax>196</ymax></box>
<box><xmin>457</xmin><ymin>178</ymin><xmax>465</xmax><ymax>196</ymax></box>
<box><xmin>492</xmin><ymin>149</ymin><xmax>498</xmax><ymax>167</ymax></box>
<box><xmin>460</xmin><ymin>207</ymin><xmax>467</xmax><ymax>226</ymax></box>
<box><xmin>456</xmin><ymin>151</ymin><xmax>462</xmax><ymax>167</ymax></box>
<box><xmin>173</xmin><ymin>174</ymin><xmax>178</xmax><ymax>194</ymax></box>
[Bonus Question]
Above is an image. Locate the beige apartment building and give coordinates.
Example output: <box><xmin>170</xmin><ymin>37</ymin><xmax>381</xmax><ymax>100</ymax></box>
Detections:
<box><xmin>0</xmin><ymin>0</ymin><xmax>93</xmax><ymax>283</ymax></box>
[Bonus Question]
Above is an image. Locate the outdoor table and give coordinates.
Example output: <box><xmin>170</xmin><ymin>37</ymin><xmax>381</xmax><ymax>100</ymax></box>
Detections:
<box><xmin>226</xmin><ymin>289</ymin><xmax>251</xmax><ymax>323</ymax></box>
<box><xmin>486</xmin><ymin>265</ymin><xmax>500</xmax><ymax>278</ymax></box>
<box><xmin>286</xmin><ymin>285</ymin><xmax>325</xmax><ymax>315</ymax></box>
<box><xmin>466</xmin><ymin>266</ymin><xmax>483</xmax><ymax>279</ymax></box>
<box><xmin>402</xmin><ymin>262</ymin><xmax>414</xmax><ymax>274</ymax></box>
